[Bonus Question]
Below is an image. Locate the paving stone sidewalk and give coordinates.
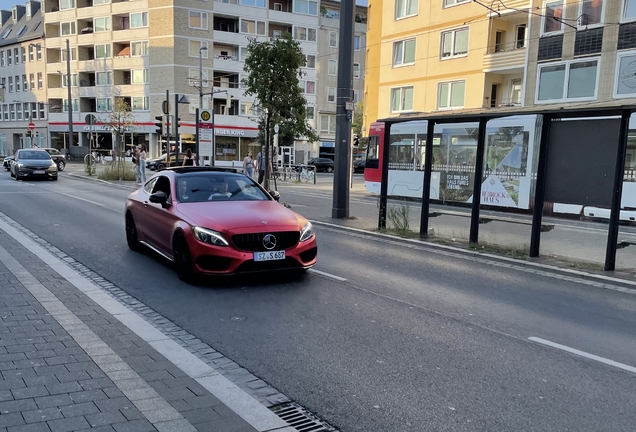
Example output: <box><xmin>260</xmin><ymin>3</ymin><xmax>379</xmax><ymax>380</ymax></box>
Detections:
<box><xmin>0</xmin><ymin>231</ymin><xmax>259</xmax><ymax>432</ymax></box>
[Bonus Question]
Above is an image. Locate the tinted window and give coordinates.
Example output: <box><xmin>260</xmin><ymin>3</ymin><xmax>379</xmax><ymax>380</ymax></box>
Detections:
<box><xmin>18</xmin><ymin>150</ymin><xmax>50</xmax><ymax>160</ymax></box>
<box><xmin>50</xmin><ymin>149</ymin><xmax>61</xmax><ymax>155</ymax></box>
<box><xmin>176</xmin><ymin>173</ymin><xmax>269</xmax><ymax>203</ymax></box>
<box><xmin>144</xmin><ymin>177</ymin><xmax>158</xmax><ymax>194</ymax></box>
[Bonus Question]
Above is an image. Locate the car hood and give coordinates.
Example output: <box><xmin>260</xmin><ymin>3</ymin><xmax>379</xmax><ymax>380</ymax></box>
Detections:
<box><xmin>177</xmin><ymin>200</ymin><xmax>305</xmax><ymax>232</ymax></box>
<box><xmin>18</xmin><ymin>158</ymin><xmax>53</xmax><ymax>166</ymax></box>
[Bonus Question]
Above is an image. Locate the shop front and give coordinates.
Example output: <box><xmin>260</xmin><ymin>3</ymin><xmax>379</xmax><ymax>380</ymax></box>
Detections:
<box><xmin>177</xmin><ymin>123</ymin><xmax>260</xmax><ymax>166</ymax></box>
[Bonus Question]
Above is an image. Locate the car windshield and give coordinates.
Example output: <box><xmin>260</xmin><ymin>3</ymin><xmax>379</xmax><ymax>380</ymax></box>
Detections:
<box><xmin>176</xmin><ymin>173</ymin><xmax>270</xmax><ymax>203</ymax></box>
<box><xmin>19</xmin><ymin>151</ymin><xmax>50</xmax><ymax>160</ymax></box>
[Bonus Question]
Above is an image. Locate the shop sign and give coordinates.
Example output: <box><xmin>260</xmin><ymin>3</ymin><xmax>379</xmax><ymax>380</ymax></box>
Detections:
<box><xmin>215</xmin><ymin>129</ymin><xmax>245</xmax><ymax>136</ymax></box>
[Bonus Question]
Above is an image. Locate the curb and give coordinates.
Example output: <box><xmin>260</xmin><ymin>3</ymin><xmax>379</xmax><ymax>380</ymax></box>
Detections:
<box><xmin>66</xmin><ymin>171</ymin><xmax>138</xmax><ymax>190</ymax></box>
<box><xmin>310</xmin><ymin>220</ymin><xmax>636</xmax><ymax>292</ymax></box>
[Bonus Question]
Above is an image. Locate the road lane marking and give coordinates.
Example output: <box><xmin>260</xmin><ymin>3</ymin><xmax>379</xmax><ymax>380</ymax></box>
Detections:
<box><xmin>308</xmin><ymin>268</ymin><xmax>347</xmax><ymax>282</ymax></box>
<box><xmin>528</xmin><ymin>337</ymin><xmax>636</xmax><ymax>374</ymax></box>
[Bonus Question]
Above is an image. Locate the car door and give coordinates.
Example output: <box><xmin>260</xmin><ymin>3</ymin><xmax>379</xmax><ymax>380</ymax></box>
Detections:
<box><xmin>144</xmin><ymin>175</ymin><xmax>181</xmax><ymax>256</ymax></box>
<box><xmin>132</xmin><ymin>177</ymin><xmax>157</xmax><ymax>243</ymax></box>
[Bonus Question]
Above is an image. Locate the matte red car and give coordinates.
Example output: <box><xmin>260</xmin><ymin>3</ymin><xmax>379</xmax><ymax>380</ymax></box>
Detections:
<box><xmin>125</xmin><ymin>167</ymin><xmax>317</xmax><ymax>280</ymax></box>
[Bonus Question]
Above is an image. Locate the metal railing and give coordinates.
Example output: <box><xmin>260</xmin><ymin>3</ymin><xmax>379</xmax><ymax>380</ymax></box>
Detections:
<box><xmin>486</xmin><ymin>40</ymin><xmax>526</xmax><ymax>55</ymax></box>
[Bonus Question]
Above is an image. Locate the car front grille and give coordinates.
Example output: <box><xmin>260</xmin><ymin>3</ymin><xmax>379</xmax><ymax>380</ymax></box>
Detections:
<box><xmin>232</xmin><ymin>231</ymin><xmax>300</xmax><ymax>252</ymax></box>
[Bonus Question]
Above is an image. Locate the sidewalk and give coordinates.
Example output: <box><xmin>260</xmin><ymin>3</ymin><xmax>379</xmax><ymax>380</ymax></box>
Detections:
<box><xmin>0</xmin><ymin>218</ymin><xmax>294</xmax><ymax>432</ymax></box>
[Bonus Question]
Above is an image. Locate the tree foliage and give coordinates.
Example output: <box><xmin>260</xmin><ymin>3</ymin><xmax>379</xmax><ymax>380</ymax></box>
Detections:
<box><xmin>242</xmin><ymin>33</ymin><xmax>318</xmax><ymax>149</ymax></box>
<box><xmin>352</xmin><ymin>101</ymin><xmax>368</xmax><ymax>148</ymax></box>
<box><xmin>100</xmin><ymin>97</ymin><xmax>135</xmax><ymax>178</ymax></box>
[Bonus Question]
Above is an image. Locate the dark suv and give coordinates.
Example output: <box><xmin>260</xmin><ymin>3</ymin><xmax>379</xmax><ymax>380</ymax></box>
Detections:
<box><xmin>41</xmin><ymin>148</ymin><xmax>66</xmax><ymax>171</ymax></box>
<box><xmin>307</xmin><ymin>158</ymin><xmax>334</xmax><ymax>173</ymax></box>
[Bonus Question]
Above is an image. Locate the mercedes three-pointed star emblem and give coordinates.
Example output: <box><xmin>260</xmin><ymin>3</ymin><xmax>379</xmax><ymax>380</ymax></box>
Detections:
<box><xmin>262</xmin><ymin>234</ymin><xmax>277</xmax><ymax>251</ymax></box>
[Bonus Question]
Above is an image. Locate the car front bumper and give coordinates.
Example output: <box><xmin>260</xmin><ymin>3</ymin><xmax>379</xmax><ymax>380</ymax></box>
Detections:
<box><xmin>16</xmin><ymin>168</ymin><xmax>57</xmax><ymax>179</ymax></box>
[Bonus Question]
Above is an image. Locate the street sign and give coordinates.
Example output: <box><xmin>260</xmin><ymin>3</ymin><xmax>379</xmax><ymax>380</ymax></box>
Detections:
<box><xmin>84</xmin><ymin>114</ymin><xmax>96</xmax><ymax>126</ymax></box>
<box><xmin>345</xmin><ymin>101</ymin><xmax>354</xmax><ymax>111</ymax></box>
<box><xmin>274</xmin><ymin>124</ymin><xmax>279</xmax><ymax>134</ymax></box>
<box><xmin>200</xmin><ymin>110</ymin><xmax>211</xmax><ymax>122</ymax></box>
<box><xmin>162</xmin><ymin>100</ymin><xmax>170</xmax><ymax>115</ymax></box>
<box><xmin>28</xmin><ymin>122</ymin><xmax>35</xmax><ymax>131</ymax></box>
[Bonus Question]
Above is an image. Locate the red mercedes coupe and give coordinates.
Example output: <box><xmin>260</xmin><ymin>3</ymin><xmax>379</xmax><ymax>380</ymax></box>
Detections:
<box><xmin>125</xmin><ymin>167</ymin><xmax>317</xmax><ymax>280</ymax></box>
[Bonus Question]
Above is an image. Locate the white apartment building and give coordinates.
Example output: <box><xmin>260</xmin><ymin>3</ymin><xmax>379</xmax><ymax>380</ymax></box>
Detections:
<box><xmin>0</xmin><ymin>1</ymin><xmax>46</xmax><ymax>155</ymax></box>
<box><xmin>315</xmin><ymin>0</ymin><xmax>366</xmax><ymax>160</ymax></box>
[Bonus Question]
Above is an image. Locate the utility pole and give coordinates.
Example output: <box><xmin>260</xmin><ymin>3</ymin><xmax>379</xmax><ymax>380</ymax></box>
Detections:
<box><xmin>165</xmin><ymin>90</ymin><xmax>170</xmax><ymax>164</ymax></box>
<box><xmin>196</xmin><ymin>46</ymin><xmax>207</xmax><ymax>165</ymax></box>
<box><xmin>66</xmin><ymin>39</ymin><xmax>74</xmax><ymax>150</ymax></box>
<box><xmin>175</xmin><ymin>92</ymin><xmax>180</xmax><ymax>166</ymax></box>
<box><xmin>332</xmin><ymin>0</ymin><xmax>355</xmax><ymax>218</ymax></box>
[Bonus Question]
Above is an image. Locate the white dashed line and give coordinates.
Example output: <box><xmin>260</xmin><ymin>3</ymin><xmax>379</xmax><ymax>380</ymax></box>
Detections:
<box><xmin>308</xmin><ymin>268</ymin><xmax>347</xmax><ymax>282</ymax></box>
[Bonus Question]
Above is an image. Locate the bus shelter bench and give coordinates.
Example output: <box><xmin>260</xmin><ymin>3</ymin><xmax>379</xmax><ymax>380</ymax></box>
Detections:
<box><xmin>429</xmin><ymin>210</ymin><xmax>555</xmax><ymax>233</ymax></box>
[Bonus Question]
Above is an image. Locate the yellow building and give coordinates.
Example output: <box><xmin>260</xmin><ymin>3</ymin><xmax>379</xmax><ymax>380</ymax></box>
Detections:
<box><xmin>364</xmin><ymin>0</ymin><xmax>531</xmax><ymax>129</ymax></box>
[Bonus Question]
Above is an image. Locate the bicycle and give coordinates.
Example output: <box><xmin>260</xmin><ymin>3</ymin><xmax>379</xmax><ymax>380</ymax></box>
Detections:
<box><xmin>84</xmin><ymin>153</ymin><xmax>96</xmax><ymax>166</ymax></box>
<box><xmin>299</xmin><ymin>165</ymin><xmax>315</xmax><ymax>183</ymax></box>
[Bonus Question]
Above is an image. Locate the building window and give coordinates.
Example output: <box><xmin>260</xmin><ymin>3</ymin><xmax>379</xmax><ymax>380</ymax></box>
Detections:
<box><xmin>14</xmin><ymin>48</ymin><xmax>18</xmax><ymax>64</ymax></box>
<box><xmin>94</xmin><ymin>17</ymin><xmax>111</xmax><ymax>32</ymax></box>
<box><xmin>329</xmin><ymin>31</ymin><xmax>338</xmax><ymax>47</ymax></box>
<box><xmin>320</xmin><ymin>114</ymin><xmax>336</xmax><ymax>133</ymax></box>
<box><xmin>510</xmin><ymin>78</ymin><xmax>522</xmax><ymax>104</ymax></box>
<box><xmin>516</xmin><ymin>24</ymin><xmax>527</xmax><ymax>49</ymax></box>
<box><xmin>624</xmin><ymin>0</ymin><xmax>636</xmax><ymax>21</ymax></box>
<box><xmin>38</xmin><ymin>102</ymin><xmax>45</xmax><ymax>118</ymax></box>
<box><xmin>61</xmin><ymin>21</ymin><xmax>76</xmax><ymax>36</ymax></box>
<box><xmin>36</xmin><ymin>44</ymin><xmax>41</xmax><ymax>60</ymax></box>
<box><xmin>60</xmin><ymin>0</ymin><xmax>75</xmax><ymax>11</ymax></box>
<box><xmin>393</xmin><ymin>38</ymin><xmax>416</xmax><ymax>66</ymax></box>
<box><xmin>131</xmin><ymin>69</ymin><xmax>149</xmax><ymax>84</ymax></box>
<box><xmin>240</xmin><ymin>0</ymin><xmax>266</xmax><ymax>6</ymax></box>
<box><xmin>130</xmin><ymin>12</ymin><xmax>148</xmax><ymax>28</ymax></box>
<box><xmin>353</xmin><ymin>63</ymin><xmax>360</xmax><ymax>78</ymax></box>
<box><xmin>28</xmin><ymin>45</ymin><xmax>34</xmax><ymax>61</ymax></box>
<box><xmin>305</xmin><ymin>80</ymin><xmax>315</xmax><ymax>94</ymax></box>
<box><xmin>241</xmin><ymin>19</ymin><xmax>266</xmax><ymax>35</ymax></box>
<box><xmin>95</xmin><ymin>44</ymin><xmax>111</xmax><ymax>58</ymax></box>
<box><xmin>97</xmin><ymin>98</ymin><xmax>112</xmax><ymax>112</ymax></box>
<box><xmin>189</xmin><ymin>11</ymin><xmax>208</xmax><ymax>30</ymax></box>
<box><xmin>437</xmin><ymin>81</ymin><xmax>465</xmax><ymax>109</ymax></box>
<box><xmin>441</xmin><ymin>28</ymin><xmax>468</xmax><ymax>58</ymax></box>
<box><xmin>7</xmin><ymin>49</ymin><xmax>11</xmax><ymax>65</ymax></box>
<box><xmin>305</xmin><ymin>55</ymin><xmax>316</xmax><ymax>68</ymax></box>
<box><xmin>29</xmin><ymin>74</ymin><xmax>35</xmax><ymax>90</ymax></box>
<box><xmin>294</xmin><ymin>0</ymin><xmax>318</xmax><ymax>15</ymax></box>
<box><xmin>579</xmin><ymin>0</ymin><xmax>604</xmax><ymax>27</ymax></box>
<box><xmin>188</xmin><ymin>68</ymin><xmax>208</xmax><ymax>87</ymax></box>
<box><xmin>353</xmin><ymin>89</ymin><xmax>360</xmax><ymax>103</ymax></box>
<box><xmin>131</xmin><ymin>41</ymin><xmax>148</xmax><ymax>56</ymax></box>
<box><xmin>8</xmin><ymin>76</ymin><xmax>12</xmax><ymax>92</ymax></box>
<box><xmin>240</xmin><ymin>102</ymin><xmax>257</xmax><ymax>116</ymax></box>
<box><xmin>9</xmin><ymin>104</ymin><xmax>15</xmax><ymax>120</ymax></box>
<box><xmin>537</xmin><ymin>58</ymin><xmax>599</xmax><ymax>102</ymax></box>
<box><xmin>17</xmin><ymin>104</ymin><xmax>22</xmax><ymax>120</ymax></box>
<box><xmin>63</xmin><ymin>99</ymin><xmax>79</xmax><ymax>112</ymax></box>
<box><xmin>615</xmin><ymin>51</ymin><xmax>636</xmax><ymax>97</ymax></box>
<box><xmin>395</xmin><ymin>0</ymin><xmax>417</xmax><ymax>19</ymax></box>
<box><xmin>21</xmin><ymin>47</ymin><xmax>25</xmax><ymax>63</ymax></box>
<box><xmin>328</xmin><ymin>59</ymin><xmax>337</xmax><ymax>75</ymax></box>
<box><xmin>15</xmin><ymin>75</ymin><xmax>20</xmax><ymax>92</ymax></box>
<box><xmin>327</xmin><ymin>87</ymin><xmax>336</xmax><ymax>102</ymax></box>
<box><xmin>306</xmin><ymin>106</ymin><xmax>315</xmax><ymax>120</ymax></box>
<box><xmin>132</xmin><ymin>97</ymin><xmax>149</xmax><ymax>111</ymax></box>
<box><xmin>294</xmin><ymin>26</ymin><xmax>317</xmax><ymax>42</ymax></box>
<box><xmin>444</xmin><ymin>0</ymin><xmax>469</xmax><ymax>6</ymax></box>
<box><xmin>22</xmin><ymin>103</ymin><xmax>29</xmax><ymax>121</ymax></box>
<box><xmin>1</xmin><ymin>50</ymin><xmax>5</xmax><ymax>66</ymax></box>
<box><xmin>189</xmin><ymin>40</ymin><xmax>208</xmax><ymax>58</ymax></box>
<box><xmin>542</xmin><ymin>1</ymin><xmax>563</xmax><ymax>35</ymax></box>
<box><xmin>94</xmin><ymin>0</ymin><xmax>110</xmax><ymax>4</ymax></box>
<box><xmin>37</xmin><ymin>73</ymin><xmax>42</xmax><ymax>89</ymax></box>
<box><xmin>96</xmin><ymin>72</ymin><xmax>112</xmax><ymax>85</ymax></box>
<box><xmin>61</xmin><ymin>48</ymin><xmax>77</xmax><ymax>62</ymax></box>
<box><xmin>22</xmin><ymin>74</ymin><xmax>27</xmax><ymax>90</ymax></box>
<box><xmin>30</xmin><ymin>102</ymin><xmax>37</xmax><ymax>120</ymax></box>
<box><xmin>391</xmin><ymin>86</ymin><xmax>414</xmax><ymax>112</ymax></box>
<box><xmin>62</xmin><ymin>74</ymin><xmax>78</xmax><ymax>87</ymax></box>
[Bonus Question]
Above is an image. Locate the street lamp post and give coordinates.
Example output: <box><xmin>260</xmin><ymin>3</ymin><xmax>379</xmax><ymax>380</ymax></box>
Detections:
<box><xmin>65</xmin><ymin>39</ymin><xmax>74</xmax><ymax>150</ymax></box>
<box><xmin>196</xmin><ymin>46</ymin><xmax>208</xmax><ymax>166</ymax></box>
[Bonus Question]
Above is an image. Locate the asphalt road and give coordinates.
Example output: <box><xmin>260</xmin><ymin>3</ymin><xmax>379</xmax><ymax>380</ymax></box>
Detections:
<box><xmin>2</xmin><ymin>170</ymin><xmax>636</xmax><ymax>431</ymax></box>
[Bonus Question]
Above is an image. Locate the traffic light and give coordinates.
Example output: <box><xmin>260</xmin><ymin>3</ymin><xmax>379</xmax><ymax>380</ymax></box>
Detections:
<box><xmin>26</xmin><ymin>130</ymin><xmax>33</xmax><ymax>138</ymax></box>
<box><xmin>353</xmin><ymin>134</ymin><xmax>359</xmax><ymax>147</ymax></box>
<box><xmin>154</xmin><ymin>115</ymin><xmax>163</xmax><ymax>136</ymax></box>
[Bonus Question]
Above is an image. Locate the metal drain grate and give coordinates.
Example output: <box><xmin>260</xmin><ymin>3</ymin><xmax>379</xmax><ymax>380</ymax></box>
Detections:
<box><xmin>271</xmin><ymin>402</ymin><xmax>338</xmax><ymax>432</ymax></box>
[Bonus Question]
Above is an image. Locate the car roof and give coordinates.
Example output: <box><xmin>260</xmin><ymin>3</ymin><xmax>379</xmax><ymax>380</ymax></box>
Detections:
<box><xmin>164</xmin><ymin>167</ymin><xmax>239</xmax><ymax>175</ymax></box>
<box><xmin>18</xmin><ymin>149</ymin><xmax>48</xmax><ymax>153</ymax></box>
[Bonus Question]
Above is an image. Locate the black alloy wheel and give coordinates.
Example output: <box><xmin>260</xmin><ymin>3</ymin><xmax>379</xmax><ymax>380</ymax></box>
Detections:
<box><xmin>125</xmin><ymin>212</ymin><xmax>142</xmax><ymax>251</ymax></box>
<box><xmin>156</xmin><ymin>163</ymin><xmax>165</xmax><ymax>171</ymax></box>
<box><xmin>173</xmin><ymin>233</ymin><xmax>195</xmax><ymax>282</ymax></box>
<box><xmin>326</xmin><ymin>165</ymin><xmax>334</xmax><ymax>173</ymax></box>
<box><xmin>57</xmin><ymin>160</ymin><xmax>65</xmax><ymax>171</ymax></box>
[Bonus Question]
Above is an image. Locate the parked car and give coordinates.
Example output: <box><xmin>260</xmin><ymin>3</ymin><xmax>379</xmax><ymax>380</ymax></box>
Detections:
<box><xmin>3</xmin><ymin>155</ymin><xmax>14</xmax><ymax>171</ymax></box>
<box><xmin>10</xmin><ymin>149</ymin><xmax>58</xmax><ymax>181</ymax></box>
<box><xmin>40</xmin><ymin>148</ymin><xmax>66</xmax><ymax>171</ymax></box>
<box><xmin>353</xmin><ymin>159</ymin><xmax>366</xmax><ymax>173</ymax></box>
<box><xmin>307</xmin><ymin>158</ymin><xmax>334</xmax><ymax>173</ymax></box>
<box><xmin>125</xmin><ymin>167</ymin><xmax>317</xmax><ymax>280</ymax></box>
<box><xmin>146</xmin><ymin>153</ymin><xmax>188</xmax><ymax>171</ymax></box>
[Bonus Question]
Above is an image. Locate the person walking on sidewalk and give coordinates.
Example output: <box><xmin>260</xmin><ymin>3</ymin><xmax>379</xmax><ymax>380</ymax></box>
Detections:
<box><xmin>256</xmin><ymin>146</ymin><xmax>267</xmax><ymax>184</ymax></box>
<box><xmin>139</xmin><ymin>144</ymin><xmax>147</xmax><ymax>184</ymax></box>
<box><xmin>182</xmin><ymin>148</ymin><xmax>196</xmax><ymax>166</ymax></box>
<box><xmin>133</xmin><ymin>147</ymin><xmax>141</xmax><ymax>185</ymax></box>
<box><xmin>243</xmin><ymin>151</ymin><xmax>254</xmax><ymax>178</ymax></box>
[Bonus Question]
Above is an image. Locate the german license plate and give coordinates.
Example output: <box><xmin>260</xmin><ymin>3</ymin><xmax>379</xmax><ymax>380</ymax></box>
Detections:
<box><xmin>254</xmin><ymin>251</ymin><xmax>285</xmax><ymax>261</ymax></box>
<box><xmin>33</xmin><ymin>170</ymin><xmax>45</xmax><ymax>174</ymax></box>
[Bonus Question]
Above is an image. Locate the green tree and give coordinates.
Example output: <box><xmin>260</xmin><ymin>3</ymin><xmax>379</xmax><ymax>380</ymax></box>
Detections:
<box><xmin>101</xmin><ymin>97</ymin><xmax>135</xmax><ymax>180</ymax></box>
<box><xmin>242</xmin><ymin>33</ymin><xmax>318</xmax><ymax>186</ymax></box>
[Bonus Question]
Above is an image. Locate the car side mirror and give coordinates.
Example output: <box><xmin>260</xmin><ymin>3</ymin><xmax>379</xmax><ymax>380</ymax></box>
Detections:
<box><xmin>149</xmin><ymin>191</ymin><xmax>169</xmax><ymax>208</ymax></box>
<box><xmin>269</xmin><ymin>190</ymin><xmax>280</xmax><ymax>202</ymax></box>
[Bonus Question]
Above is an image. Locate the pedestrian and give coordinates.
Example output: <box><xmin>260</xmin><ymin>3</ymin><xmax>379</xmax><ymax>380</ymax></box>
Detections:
<box><xmin>243</xmin><ymin>151</ymin><xmax>254</xmax><ymax>178</ymax></box>
<box><xmin>182</xmin><ymin>148</ymin><xmax>196</xmax><ymax>166</ymax></box>
<box><xmin>256</xmin><ymin>146</ymin><xmax>266</xmax><ymax>184</ymax></box>
<box><xmin>139</xmin><ymin>144</ymin><xmax>147</xmax><ymax>183</ymax></box>
<box><xmin>133</xmin><ymin>147</ymin><xmax>141</xmax><ymax>184</ymax></box>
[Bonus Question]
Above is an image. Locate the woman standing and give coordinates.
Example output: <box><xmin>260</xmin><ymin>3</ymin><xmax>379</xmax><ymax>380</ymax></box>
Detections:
<box><xmin>182</xmin><ymin>148</ymin><xmax>196</xmax><ymax>166</ymax></box>
<box><xmin>139</xmin><ymin>144</ymin><xmax>147</xmax><ymax>183</ymax></box>
<box><xmin>243</xmin><ymin>151</ymin><xmax>254</xmax><ymax>178</ymax></box>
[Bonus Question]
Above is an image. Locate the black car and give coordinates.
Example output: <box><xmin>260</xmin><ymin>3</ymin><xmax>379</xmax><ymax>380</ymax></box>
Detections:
<box><xmin>10</xmin><ymin>149</ymin><xmax>58</xmax><ymax>181</ymax></box>
<box><xmin>307</xmin><ymin>157</ymin><xmax>334</xmax><ymax>173</ymax></box>
<box><xmin>146</xmin><ymin>153</ymin><xmax>187</xmax><ymax>171</ymax></box>
<box><xmin>41</xmin><ymin>148</ymin><xmax>66</xmax><ymax>171</ymax></box>
<box><xmin>3</xmin><ymin>155</ymin><xmax>14</xmax><ymax>171</ymax></box>
<box><xmin>353</xmin><ymin>159</ymin><xmax>366</xmax><ymax>173</ymax></box>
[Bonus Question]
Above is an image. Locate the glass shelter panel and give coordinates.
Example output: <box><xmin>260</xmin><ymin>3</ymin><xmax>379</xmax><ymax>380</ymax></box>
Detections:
<box><xmin>615</xmin><ymin>113</ymin><xmax>636</xmax><ymax>273</ymax></box>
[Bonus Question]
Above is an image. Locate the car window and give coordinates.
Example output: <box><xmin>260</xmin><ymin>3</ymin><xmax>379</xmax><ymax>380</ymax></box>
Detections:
<box><xmin>18</xmin><ymin>150</ymin><xmax>50</xmax><ymax>160</ymax></box>
<box><xmin>152</xmin><ymin>176</ymin><xmax>172</xmax><ymax>200</ymax></box>
<box><xmin>50</xmin><ymin>149</ymin><xmax>61</xmax><ymax>155</ymax></box>
<box><xmin>176</xmin><ymin>173</ymin><xmax>269</xmax><ymax>203</ymax></box>
<box><xmin>144</xmin><ymin>177</ymin><xmax>158</xmax><ymax>194</ymax></box>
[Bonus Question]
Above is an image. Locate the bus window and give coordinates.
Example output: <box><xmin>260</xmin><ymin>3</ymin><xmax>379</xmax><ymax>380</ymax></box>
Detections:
<box><xmin>366</xmin><ymin>135</ymin><xmax>379</xmax><ymax>169</ymax></box>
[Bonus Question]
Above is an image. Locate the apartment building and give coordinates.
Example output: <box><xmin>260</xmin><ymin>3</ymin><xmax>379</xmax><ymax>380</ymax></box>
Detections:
<box><xmin>39</xmin><ymin>0</ymin><xmax>324</xmax><ymax>162</ymax></box>
<box><xmin>0</xmin><ymin>1</ymin><xmax>46</xmax><ymax>156</ymax></box>
<box><xmin>316</xmin><ymin>0</ymin><xmax>366</xmax><ymax>160</ymax></box>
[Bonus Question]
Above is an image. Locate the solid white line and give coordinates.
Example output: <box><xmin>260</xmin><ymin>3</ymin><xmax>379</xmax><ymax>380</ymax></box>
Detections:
<box><xmin>60</xmin><ymin>192</ymin><xmax>106</xmax><ymax>207</ymax></box>
<box><xmin>308</xmin><ymin>268</ymin><xmax>347</xmax><ymax>282</ymax></box>
<box><xmin>528</xmin><ymin>337</ymin><xmax>636</xmax><ymax>374</ymax></box>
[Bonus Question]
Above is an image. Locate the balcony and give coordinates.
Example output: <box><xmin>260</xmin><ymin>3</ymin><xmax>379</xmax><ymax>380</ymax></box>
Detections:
<box><xmin>483</xmin><ymin>42</ymin><xmax>526</xmax><ymax>73</ymax></box>
<box><xmin>488</xmin><ymin>0</ymin><xmax>530</xmax><ymax>17</ymax></box>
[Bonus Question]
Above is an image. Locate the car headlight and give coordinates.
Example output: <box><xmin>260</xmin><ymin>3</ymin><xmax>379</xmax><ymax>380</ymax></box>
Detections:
<box><xmin>192</xmin><ymin>227</ymin><xmax>228</xmax><ymax>247</ymax></box>
<box><xmin>300</xmin><ymin>222</ymin><xmax>314</xmax><ymax>242</ymax></box>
